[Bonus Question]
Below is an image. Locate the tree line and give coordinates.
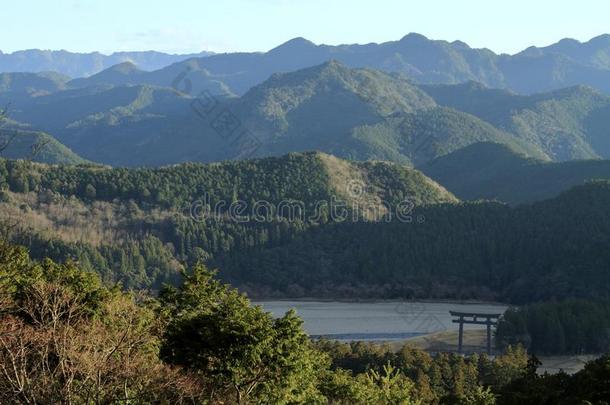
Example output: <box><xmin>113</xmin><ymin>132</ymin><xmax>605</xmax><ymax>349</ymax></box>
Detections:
<box><xmin>496</xmin><ymin>300</ymin><xmax>610</xmax><ymax>355</ymax></box>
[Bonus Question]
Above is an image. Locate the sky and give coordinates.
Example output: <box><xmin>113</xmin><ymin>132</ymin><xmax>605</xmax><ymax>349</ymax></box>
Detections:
<box><xmin>1</xmin><ymin>0</ymin><xmax>609</xmax><ymax>55</ymax></box>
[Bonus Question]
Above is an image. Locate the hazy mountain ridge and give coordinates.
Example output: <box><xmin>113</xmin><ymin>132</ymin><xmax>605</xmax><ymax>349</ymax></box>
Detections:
<box><xmin>517</xmin><ymin>34</ymin><xmax>610</xmax><ymax>69</ymax></box>
<box><xmin>0</xmin><ymin>49</ymin><xmax>215</xmax><ymax>78</ymax></box>
<box><xmin>67</xmin><ymin>33</ymin><xmax>610</xmax><ymax>96</ymax></box>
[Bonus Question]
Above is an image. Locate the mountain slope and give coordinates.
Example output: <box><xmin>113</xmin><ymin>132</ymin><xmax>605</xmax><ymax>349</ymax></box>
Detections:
<box><xmin>420</xmin><ymin>142</ymin><xmax>610</xmax><ymax>204</ymax></box>
<box><xmin>7</xmin><ymin>84</ymin><xmax>197</xmax><ymax>165</ymax></box>
<box><xmin>421</xmin><ymin>82</ymin><xmax>610</xmax><ymax>160</ymax></box>
<box><xmin>68</xmin><ymin>62</ymin><xmax>145</xmax><ymax>87</ymax></box>
<box><xmin>214</xmin><ymin>180</ymin><xmax>610</xmax><ymax>301</ymax></box>
<box><xmin>232</xmin><ymin>61</ymin><xmax>436</xmax><ymax>159</ymax></box>
<box><xmin>336</xmin><ymin>107</ymin><xmax>547</xmax><ymax>165</ymax></box>
<box><xmin>6</xmin><ymin>61</ymin><xmax>559</xmax><ymax>166</ymax></box>
<box><xmin>0</xmin><ymin>71</ymin><xmax>69</xmax><ymax>94</ymax></box>
<box><xmin>0</xmin><ymin>128</ymin><xmax>87</xmax><ymax>164</ymax></box>
<box><xmin>177</xmin><ymin>61</ymin><xmax>542</xmax><ymax>165</ymax></box>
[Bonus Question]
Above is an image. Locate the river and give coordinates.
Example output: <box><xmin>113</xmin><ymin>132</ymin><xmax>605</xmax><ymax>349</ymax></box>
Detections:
<box><xmin>256</xmin><ymin>301</ymin><xmax>508</xmax><ymax>341</ymax></box>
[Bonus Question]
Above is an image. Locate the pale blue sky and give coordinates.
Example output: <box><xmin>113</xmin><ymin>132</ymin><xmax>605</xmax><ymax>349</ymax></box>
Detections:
<box><xmin>2</xmin><ymin>0</ymin><xmax>608</xmax><ymax>54</ymax></box>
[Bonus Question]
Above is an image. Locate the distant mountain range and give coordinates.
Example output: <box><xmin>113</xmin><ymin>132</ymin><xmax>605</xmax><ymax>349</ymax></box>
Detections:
<box><xmin>0</xmin><ymin>49</ymin><xmax>214</xmax><ymax>77</ymax></box>
<box><xmin>55</xmin><ymin>33</ymin><xmax>610</xmax><ymax>96</ymax></box>
<box><xmin>3</xmin><ymin>33</ymin><xmax>610</xmax><ymax>96</ymax></box>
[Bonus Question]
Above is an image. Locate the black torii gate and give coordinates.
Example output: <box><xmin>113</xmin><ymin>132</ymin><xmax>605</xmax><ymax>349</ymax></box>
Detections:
<box><xmin>449</xmin><ymin>311</ymin><xmax>501</xmax><ymax>355</ymax></box>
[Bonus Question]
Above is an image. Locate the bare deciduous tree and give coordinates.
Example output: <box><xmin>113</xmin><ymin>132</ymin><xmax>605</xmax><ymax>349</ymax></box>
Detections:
<box><xmin>0</xmin><ymin>104</ymin><xmax>17</xmax><ymax>155</ymax></box>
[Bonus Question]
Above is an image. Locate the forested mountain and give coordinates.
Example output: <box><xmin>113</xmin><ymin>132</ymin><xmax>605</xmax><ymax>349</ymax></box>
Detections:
<box><xmin>0</xmin><ymin>71</ymin><xmax>70</xmax><ymax>95</ymax></box>
<box><xmin>215</xmin><ymin>181</ymin><xmax>610</xmax><ymax>302</ymax></box>
<box><xmin>67</xmin><ymin>61</ymin><xmax>146</xmax><ymax>87</ymax></box>
<box><xmin>65</xmin><ymin>33</ymin><xmax>610</xmax><ymax>96</ymax></box>
<box><xmin>0</xmin><ymin>128</ymin><xmax>87</xmax><ymax>164</ymax></box>
<box><xmin>5</xmin><ymin>59</ymin><xmax>610</xmax><ymax>166</ymax></box>
<box><xmin>0</xmin><ymin>106</ymin><xmax>87</xmax><ymax>164</ymax></box>
<box><xmin>420</xmin><ymin>142</ymin><xmax>610</xmax><ymax>204</ymax></box>
<box><xmin>1</xmin><ymin>152</ymin><xmax>610</xmax><ymax>304</ymax></box>
<box><xmin>421</xmin><ymin>81</ymin><xmax>610</xmax><ymax>161</ymax></box>
<box><xmin>0</xmin><ymin>49</ymin><xmax>214</xmax><ymax>77</ymax></box>
<box><xmin>3</xmin><ymin>61</ymin><xmax>551</xmax><ymax>166</ymax></box>
<box><xmin>0</xmin><ymin>152</ymin><xmax>456</xmax><ymax>289</ymax></box>
<box><xmin>5</xmin><ymin>84</ymin><xmax>197</xmax><ymax>165</ymax></box>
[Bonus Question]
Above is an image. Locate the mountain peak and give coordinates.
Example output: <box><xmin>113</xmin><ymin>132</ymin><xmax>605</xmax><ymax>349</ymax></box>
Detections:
<box><xmin>68</xmin><ymin>60</ymin><xmax>144</xmax><ymax>87</ymax></box>
<box><xmin>268</xmin><ymin>37</ymin><xmax>316</xmax><ymax>54</ymax></box>
<box><xmin>400</xmin><ymin>32</ymin><xmax>429</xmax><ymax>42</ymax></box>
<box><xmin>451</xmin><ymin>40</ymin><xmax>470</xmax><ymax>48</ymax></box>
<box><xmin>557</xmin><ymin>38</ymin><xmax>580</xmax><ymax>45</ymax></box>
<box><xmin>107</xmin><ymin>61</ymin><xmax>141</xmax><ymax>74</ymax></box>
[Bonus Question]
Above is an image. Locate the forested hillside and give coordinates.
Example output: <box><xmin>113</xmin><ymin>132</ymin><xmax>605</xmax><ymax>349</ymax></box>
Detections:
<box><xmin>215</xmin><ymin>181</ymin><xmax>610</xmax><ymax>301</ymax></box>
<box><xmin>1</xmin><ymin>153</ymin><xmax>609</xmax><ymax>304</ymax></box>
<box><xmin>422</xmin><ymin>82</ymin><xmax>610</xmax><ymax>161</ymax></box>
<box><xmin>420</xmin><ymin>142</ymin><xmax>610</xmax><ymax>204</ymax></box>
<box><xmin>0</xmin><ymin>153</ymin><xmax>456</xmax><ymax>290</ymax></box>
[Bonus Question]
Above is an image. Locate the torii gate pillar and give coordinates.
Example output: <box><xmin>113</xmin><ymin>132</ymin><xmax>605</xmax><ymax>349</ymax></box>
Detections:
<box><xmin>450</xmin><ymin>311</ymin><xmax>500</xmax><ymax>355</ymax></box>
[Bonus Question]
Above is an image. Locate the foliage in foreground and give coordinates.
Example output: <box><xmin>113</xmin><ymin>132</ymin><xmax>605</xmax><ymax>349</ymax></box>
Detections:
<box><xmin>1</xmin><ymin>239</ymin><xmax>610</xmax><ymax>404</ymax></box>
<box><xmin>0</xmin><ymin>240</ymin><xmax>421</xmax><ymax>404</ymax></box>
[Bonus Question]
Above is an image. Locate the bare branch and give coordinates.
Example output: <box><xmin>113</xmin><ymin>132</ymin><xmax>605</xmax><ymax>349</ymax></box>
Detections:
<box><xmin>28</xmin><ymin>138</ymin><xmax>51</xmax><ymax>160</ymax></box>
<box><xmin>0</xmin><ymin>132</ymin><xmax>18</xmax><ymax>154</ymax></box>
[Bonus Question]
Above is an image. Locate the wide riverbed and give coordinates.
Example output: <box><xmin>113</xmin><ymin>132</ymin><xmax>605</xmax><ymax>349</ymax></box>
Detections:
<box><xmin>256</xmin><ymin>301</ymin><xmax>508</xmax><ymax>341</ymax></box>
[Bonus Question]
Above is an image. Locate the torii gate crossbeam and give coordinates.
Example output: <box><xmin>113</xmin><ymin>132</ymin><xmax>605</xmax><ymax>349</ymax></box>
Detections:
<box><xmin>449</xmin><ymin>311</ymin><xmax>501</xmax><ymax>355</ymax></box>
